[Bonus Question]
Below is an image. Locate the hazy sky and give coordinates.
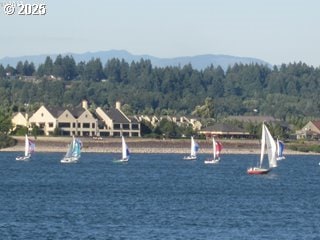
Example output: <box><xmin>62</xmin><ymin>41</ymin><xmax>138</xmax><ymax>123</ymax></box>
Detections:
<box><xmin>0</xmin><ymin>0</ymin><xmax>319</xmax><ymax>66</ymax></box>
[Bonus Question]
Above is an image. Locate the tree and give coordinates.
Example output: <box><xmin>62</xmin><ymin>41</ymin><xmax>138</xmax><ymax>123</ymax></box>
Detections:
<box><xmin>0</xmin><ymin>109</ymin><xmax>12</xmax><ymax>135</ymax></box>
<box><xmin>37</xmin><ymin>56</ymin><xmax>54</xmax><ymax>76</ymax></box>
<box><xmin>53</xmin><ymin>55</ymin><xmax>77</xmax><ymax>80</ymax></box>
<box><xmin>22</xmin><ymin>61</ymin><xmax>35</xmax><ymax>76</ymax></box>
<box><xmin>0</xmin><ymin>64</ymin><xmax>5</xmax><ymax>78</ymax></box>
<box><xmin>84</xmin><ymin>58</ymin><xmax>105</xmax><ymax>81</ymax></box>
<box><xmin>16</xmin><ymin>61</ymin><xmax>24</xmax><ymax>75</ymax></box>
<box><xmin>192</xmin><ymin>97</ymin><xmax>215</xmax><ymax>118</ymax></box>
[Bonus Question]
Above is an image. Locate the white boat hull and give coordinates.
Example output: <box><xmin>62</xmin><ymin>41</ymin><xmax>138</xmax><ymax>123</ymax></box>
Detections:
<box><xmin>60</xmin><ymin>156</ymin><xmax>79</xmax><ymax>163</ymax></box>
<box><xmin>204</xmin><ymin>158</ymin><xmax>220</xmax><ymax>164</ymax></box>
<box><xmin>247</xmin><ymin>167</ymin><xmax>271</xmax><ymax>175</ymax></box>
<box><xmin>16</xmin><ymin>155</ymin><xmax>31</xmax><ymax>161</ymax></box>
<box><xmin>114</xmin><ymin>157</ymin><xmax>129</xmax><ymax>163</ymax></box>
<box><xmin>183</xmin><ymin>155</ymin><xmax>197</xmax><ymax>160</ymax></box>
<box><xmin>276</xmin><ymin>156</ymin><xmax>286</xmax><ymax>161</ymax></box>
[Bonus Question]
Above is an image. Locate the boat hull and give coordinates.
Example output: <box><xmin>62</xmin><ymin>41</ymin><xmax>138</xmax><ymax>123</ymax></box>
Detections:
<box><xmin>247</xmin><ymin>167</ymin><xmax>271</xmax><ymax>175</ymax></box>
<box><xmin>183</xmin><ymin>156</ymin><xmax>197</xmax><ymax>160</ymax></box>
<box><xmin>204</xmin><ymin>158</ymin><xmax>220</xmax><ymax>164</ymax></box>
<box><xmin>60</xmin><ymin>156</ymin><xmax>79</xmax><ymax>163</ymax></box>
<box><xmin>16</xmin><ymin>155</ymin><xmax>31</xmax><ymax>161</ymax></box>
<box><xmin>113</xmin><ymin>158</ymin><xmax>129</xmax><ymax>163</ymax></box>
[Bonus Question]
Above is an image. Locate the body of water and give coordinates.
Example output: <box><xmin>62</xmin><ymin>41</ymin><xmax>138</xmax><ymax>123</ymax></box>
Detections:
<box><xmin>0</xmin><ymin>152</ymin><xmax>319</xmax><ymax>239</ymax></box>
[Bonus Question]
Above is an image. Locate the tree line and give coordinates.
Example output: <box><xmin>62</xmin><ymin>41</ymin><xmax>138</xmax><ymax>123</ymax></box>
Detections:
<box><xmin>0</xmin><ymin>55</ymin><xmax>320</xmax><ymax>128</ymax></box>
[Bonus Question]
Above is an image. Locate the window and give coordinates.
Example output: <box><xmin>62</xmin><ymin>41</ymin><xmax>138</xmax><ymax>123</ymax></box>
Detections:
<box><xmin>83</xmin><ymin>131</ymin><xmax>90</xmax><ymax>136</ymax></box>
<box><xmin>48</xmin><ymin>123</ymin><xmax>54</xmax><ymax>128</ymax></box>
<box><xmin>114</xmin><ymin>124</ymin><xmax>120</xmax><ymax>129</ymax></box>
<box><xmin>83</xmin><ymin>123</ymin><xmax>90</xmax><ymax>128</ymax></box>
<box><xmin>58</xmin><ymin>122</ymin><xmax>71</xmax><ymax>128</ymax></box>
<box><xmin>132</xmin><ymin>124</ymin><xmax>139</xmax><ymax>130</ymax></box>
<box><xmin>100</xmin><ymin>132</ymin><xmax>110</xmax><ymax>137</ymax></box>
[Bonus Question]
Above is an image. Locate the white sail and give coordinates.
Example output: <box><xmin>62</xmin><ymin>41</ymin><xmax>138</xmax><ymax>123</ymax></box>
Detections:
<box><xmin>190</xmin><ymin>136</ymin><xmax>196</xmax><ymax>157</ymax></box>
<box><xmin>184</xmin><ymin>136</ymin><xmax>199</xmax><ymax>160</ymax></box>
<box><xmin>122</xmin><ymin>136</ymin><xmax>130</xmax><ymax>160</ymax></box>
<box><xmin>16</xmin><ymin>135</ymin><xmax>34</xmax><ymax>161</ymax></box>
<box><xmin>204</xmin><ymin>137</ymin><xmax>222</xmax><ymax>164</ymax></box>
<box><xmin>247</xmin><ymin>123</ymin><xmax>277</xmax><ymax>174</ymax></box>
<box><xmin>259</xmin><ymin>124</ymin><xmax>277</xmax><ymax>168</ymax></box>
<box><xmin>259</xmin><ymin>124</ymin><xmax>266</xmax><ymax>167</ymax></box>
<box><xmin>24</xmin><ymin>134</ymin><xmax>29</xmax><ymax>157</ymax></box>
<box><xmin>265</xmin><ymin>125</ymin><xmax>277</xmax><ymax>168</ymax></box>
<box><xmin>213</xmin><ymin>137</ymin><xmax>217</xmax><ymax>160</ymax></box>
<box><xmin>61</xmin><ymin>136</ymin><xmax>81</xmax><ymax>163</ymax></box>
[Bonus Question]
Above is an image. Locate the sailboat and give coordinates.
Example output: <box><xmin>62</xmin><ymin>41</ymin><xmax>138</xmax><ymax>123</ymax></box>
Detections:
<box><xmin>115</xmin><ymin>136</ymin><xmax>130</xmax><ymax>162</ymax></box>
<box><xmin>247</xmin><ymin>123</ymin><xmax>277</xmax><ymax>174</ymax></box>
<box><xmin>204</xmin><ymin>137</ymin><xmax>222</xmax><ymax>164</ymax></box>
<box><xmin>60</xmin><ymin>136</ymin><xmax>82</xmax><ymax>163</ymax></box>
<box><xmin>16</xmin><ymin>135</ymin><xmax>35</xmax><ymax>161</ymax></box>
<box><xmin>276</xmin><ymin>138</ymin><xmax>286</xmax><ymax>160</ymax></box>
<box><xmin>183</xmin><ymin>136</ymin><xmax>200</xmax><ymax>160</ymax></box>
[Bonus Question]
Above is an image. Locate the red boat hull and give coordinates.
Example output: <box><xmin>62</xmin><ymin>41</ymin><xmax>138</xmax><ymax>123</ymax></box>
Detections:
<box><xmin>247</xmin><ymin>167</ymin><xmax>271</xmax><ymax>175</ymax></box>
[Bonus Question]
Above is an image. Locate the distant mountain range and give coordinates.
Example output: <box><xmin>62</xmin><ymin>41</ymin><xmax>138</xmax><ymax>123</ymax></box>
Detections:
<box><xmin>0</xmin><ymin>50</ymin><xmax>271</xmax><ymax>70</ymax></box>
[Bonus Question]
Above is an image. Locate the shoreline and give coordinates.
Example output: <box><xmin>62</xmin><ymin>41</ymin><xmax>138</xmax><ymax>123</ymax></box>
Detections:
<box><xmin>0</xmin><ymin>136</ymin><xmax>318</xmax><ymax>155</ymax></box>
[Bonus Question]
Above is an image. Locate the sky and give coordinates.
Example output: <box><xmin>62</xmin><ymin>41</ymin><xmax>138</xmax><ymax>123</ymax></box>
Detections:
<box><xmin>0</xmin><ymin>0</ymin><xmax>319</xmax><ymax>66</ymax></box>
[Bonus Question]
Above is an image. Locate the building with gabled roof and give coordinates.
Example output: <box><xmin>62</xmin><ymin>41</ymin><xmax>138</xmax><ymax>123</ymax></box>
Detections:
<box><xmin>56</xmin><ymin>109</ymin><xmax>77</xmax><ymax>136</ymax></box>
<box><xmin>200</xmin><ymin>123</ymin><xmax>250</xmax><ymax>138</ymax></box>
<box><xmin>11</xmin><ymin>112</ymin><xmax>28</xmax><ymax>131</ymax></box>
<box><xmin>28</xmin><ymin>105</ymin><xmax>58</xmax><ymax>135</ymax></box>
<box><xmin>75</xmin><ymin>104</ymin><xmax>98</xmax><ymax>137</ymax></box>
<box><xmin>296</xmin><ymin>120</ymin><xmax>320</xmax><ymax>140</ymax></box>
<box><xmin>16</xmin><ymin>100</ymin><xmax>140</xmax><ymax>137</ymax></box>
<box><xmin>95</xmin><ymin>101</ymin><xmax>140</xmax><ymax>137</ymax></box>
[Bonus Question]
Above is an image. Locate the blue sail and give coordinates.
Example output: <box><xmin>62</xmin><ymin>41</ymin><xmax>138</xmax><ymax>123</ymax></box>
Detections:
<box><xmin>276</xmin><ymin>139</ymin><xmax>285</xmax><ymax>160</ymax></box>
<box><xmin>278</xmin><ymin>141</ymin><xmax>284</xmax><ymax>157</ymax></box>
<box><xmin>194</xmin><ymin>142</ymin><xmax>200</xmax><ymax>152</ymax></box>
<box><xmin>72</xmin><ymin>138</ymin><xmax>82</xmax><ymax>158</ymax></box>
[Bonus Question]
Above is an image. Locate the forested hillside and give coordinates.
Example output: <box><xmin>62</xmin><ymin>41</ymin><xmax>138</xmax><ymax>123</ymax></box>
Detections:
<box><xmin>0</xmin><ymin>55</ymin><xmax>319</xmax><ymax>124</ymax></box>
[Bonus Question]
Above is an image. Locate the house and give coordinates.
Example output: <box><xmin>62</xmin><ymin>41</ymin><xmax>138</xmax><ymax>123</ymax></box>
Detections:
<box><xmin>13</xmin><ymin>100</ymin><xmax>141</xmax><ymax>137</ymax></box>
<box><xmin>96</xmin><ymin>102</ymin><xmax>140</xmax><ymax>137</ymax></box>
<box><xmin>138</xmin><ymin>114</ymin><xmax>202</xmax><ymax>131</ymax></box>
<box><xmin>28</xmin><ymin>105</ymin><xmax>58</xmax><ymax>135</ymax></box>
<box><xmin>296</xmin><ymin>120</ymin><xmax>320</xmax><ymax>140</ymax></box>
<box><xmin>57</xmin><ymin>106</ymin><xmax>98</xmax><ymax>137</ymax></box>
<box><xmin>11</xmin><ymin>112</ymin><xmax>28</xmax><ymax>131</ymax></box>
<box><xmin>200</xmin><ymin>123</ymin><xmax>250</xmax><ymax>139</ymax></box>
<box><xmin>56</xmin><ymin>109</ymin><xmax>78</xmax><ymax>136</ymax></box>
